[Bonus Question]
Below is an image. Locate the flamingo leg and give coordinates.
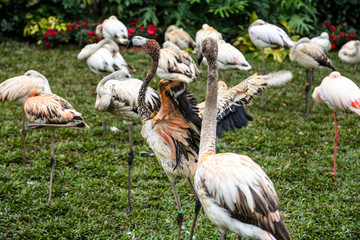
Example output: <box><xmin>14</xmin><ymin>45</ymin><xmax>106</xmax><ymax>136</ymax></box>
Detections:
<box><xmin>187</xmin><ymin>178</ymin><xmax>202</xmax><ymax>240</ymax></box>
<box><xmin>305</xmin><ymin>68</ymin><xmax>312</xmax><ymax>118</ymax></box>
<box><xmin>48</xmin><ymin>129</ymin><xmax>56</xmax><ymax>202</ymax></box>
<box><xmin>126</xmin><ymin>123</ymin><xmax>134</xmax><ymax>214</ymax></box>
<box><xmin>260</xmin><ymin>48</ymin><xmax>266</xmax><ymax>107</ymax></box>
<box><xmin>222</xmin><ymin>70</ymin><xmax>226</xmax><ymax>82</ymax></box>
<box><xmin>169</xmin><ymin>179</ymin><xmax>183</xmax><ymax>240</ymax></box>
<box><xmin>238</xmin><ymin>236</ymin><xmax>242</xmax><ymax>240</ymax></box>
<box><xmin>327</xmin><ymin>111</ymin><xmax>338</xmax><ymax>174</ymax></box>
<box><xmin>101</xmin><ymin>113</ymin><xmax>105</xmax><ymax>128</ymax></box>
<box><xmin>22</xmin><ymin>110</ymin><xmax>27</xmax><ymax>166</ymax></box>
<box><xmin>221</xmin><ymin>232</ymin><xmax>227</xmax><ymax>240</ymax></box>
<box><xmin>351</xmin><ymin>65</ymin><xmax>356</xmax><ymax>76</ymax></box>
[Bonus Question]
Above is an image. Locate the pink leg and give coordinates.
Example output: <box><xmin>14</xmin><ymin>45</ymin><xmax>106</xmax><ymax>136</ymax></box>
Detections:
<box><xmin>326</xmin><ymin>111</ymin><xmax>338</xmax><ymax>174</ymax></box>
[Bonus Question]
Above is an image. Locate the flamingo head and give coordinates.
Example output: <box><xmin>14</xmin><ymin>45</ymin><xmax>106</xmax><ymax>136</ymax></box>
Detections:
<box><xmin>127</xmin><ymin>36</ymin><xmax>160</xmax><ymax>58</ymax></box>
<box><xmin>329</xmin><ymin>71</ymin><xmax>341</xmax><ymax>79</ymax></box>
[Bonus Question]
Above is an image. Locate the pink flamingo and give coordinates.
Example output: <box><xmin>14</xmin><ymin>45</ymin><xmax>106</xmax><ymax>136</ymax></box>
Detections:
<box><xmin>312</xmin><ymin>71</ymin><xmax>360</xmax><ymax>174</ymax></box>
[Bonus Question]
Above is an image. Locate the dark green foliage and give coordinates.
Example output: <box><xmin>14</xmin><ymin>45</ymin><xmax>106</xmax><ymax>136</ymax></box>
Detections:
<box><xmin>0</xmin><ymin>40</ymin><xmax>360</xmax><ymax>239</ymax></box>
<box><xmin>3</xmin><ymin>0</ymin><xmax>360</xmax><ymax>44</ymax></box>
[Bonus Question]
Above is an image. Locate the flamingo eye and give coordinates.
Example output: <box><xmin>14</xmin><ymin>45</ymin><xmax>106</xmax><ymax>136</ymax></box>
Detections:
<box><xmin>125</xmin><ymin>75</ymin><xmax>130</xmax><ymax>79</ymax></box>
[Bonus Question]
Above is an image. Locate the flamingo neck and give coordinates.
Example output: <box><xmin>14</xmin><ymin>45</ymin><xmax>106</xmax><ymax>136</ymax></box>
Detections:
<box><xmin>138</xmin><ymin>45</ymin><xmax>160</xmax><ymax>120</ymax></box>
<box><xmin>199</xmin><ymin>48</ymin><xmax>218</xmax><ymax>158</ymax></box>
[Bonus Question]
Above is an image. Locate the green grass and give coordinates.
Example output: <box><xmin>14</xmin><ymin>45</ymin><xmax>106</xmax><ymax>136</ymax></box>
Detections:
<box><xmin>0</xmin><ymin>40</ymin><xmax>359</xmax><ymax>239</ymax></box>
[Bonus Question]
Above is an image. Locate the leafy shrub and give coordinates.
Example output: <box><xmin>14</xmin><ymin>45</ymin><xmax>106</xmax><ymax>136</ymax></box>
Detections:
<box><xmin>128</xmin><ymin>20</ymin><xmax>162</xmax><ymax>41</ymax></box>
<box><xmin>316</xmin><ymin>22</ymin><xmax>357</xmax><ymax>50</ymax></box>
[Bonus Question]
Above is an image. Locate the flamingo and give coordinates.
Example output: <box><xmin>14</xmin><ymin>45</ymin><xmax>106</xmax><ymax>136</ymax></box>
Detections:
<box><xmin>195</xmin><ymin>24</ymin><xmax>222</xmax><ymax>65</ymax></box>
<box><xmin>158</xmin><ymin>41</ymin><xmax>200</xmax><ymax>82</ymax></box>
<box><xmin>95</xmin><ymin>69</ymin><xmax>160</xmax><ymax>214</ymax></box>
<box><xmin>164</xmin><ymin>25</ymin><xmax>196</xmax><ymax>50</ymax></box>
<box><xmin>311</xmin><ymin>32</ymin><xmax>331</xmax><ymax>51</ymax></box>
<box><xmin>248</xmin><ymin>19</ymin><xmax>294</xmax><ymax>106</ymax></box>
<box><xmin>198</xmin><ymin>39</ymin><xmax>252</xmax><ymax>81</ymax></box>
<box><xmin>96</xmin><ymin>16</ymin><xmax>128</xmax><ymax>45</ymax></box>
<box><xmin>194</xmin><ymin>37</ymin><xmax>291</xmax><ymax>240</ymax></box>
<box><xmin>78</xmin><ymin>39</ymin><xmax>135</xmax><ymax>75</ymax></box>
<box><xmin>290</xmin><ymin>37</ymin><xmax>336</xmax><ymax>117</ymax></box>
<box><xmin>127</xmin><ymin>35</ymin><xmax>292</xmax><ymax>240</ymax></box>
<box><xmin>338</xmin><ymin>40</ymin><xmax>360</xmax><ymax>75</ymax></box>
<box><xmin>24</xmin><ymin>88</ymin><xmax>89</xmax><ymax>201</ymax></box>
<box><xmin>312</xmin><ymin>71</ymin><xmax>360</xmax><ymax>174</ymax></box>
<box><xmin>248</xmin><ymin>19</ymin><xmax>294</xmax><ymax>75</ymax></box>
<box><xmin>0</xmin><ymin>70</ymin><xmax>52</xmax><ymax>166</ymax></box>
<box><xmin>78</xmin><ymin>39</ymin><xmax>135</xmax><ymax>127</ymax></box>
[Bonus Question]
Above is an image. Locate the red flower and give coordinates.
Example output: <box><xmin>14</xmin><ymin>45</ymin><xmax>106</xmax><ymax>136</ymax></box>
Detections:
<box><xmin>128</xmin><ymin>28</ymin><xmax>135</xmax><ymax>36</ymax></box>
<box><xmin>323</xmin><ymin>22</ymin><xmax>330</xmax><ymax>27</ymax></box>
<box><xmin>147</xmin><ymin>27</ymin><xmax>155</xmax><ymax>36</ymax></box>
<box><xmin>331</xmin><ymin>43</ymin><xmax>335</xmax><ymax>50</ymax></box>
<box><xmin>131</xmin><ymin>20</ymin><xmax>138</xmax><ymax>25</ymax></box>
<box><xmin>85</xmin><ymin>21</ymin><xmax>90</xmax><ymax>27</ymax></box>
<box><xmin>44</xmin><ymin>42</ymin><xmax>50</xmax><ymax>46</ymax></box>
<box><xmin>349</xmin><ymin>33</ymin><xmax>356</xmax><ymax>39</ymax></box>
<box><xmin>75</xmin><ymin>20</ymin><xmax>80</xmax><ymax>24</ymax></box>
<box><xmin>330</xmin><ymin>26</ymin><xmax>336</xmax><ymax>33</ymax></box>
<box><xmin>339</xmin><ymin>33</ymin><xmax>345</xmax><ymax>39</ymax></box>
<box><xmin>140</xmin><ymin>26</ymin><xmax>145</xmax><ymax>31</ymax></box>
<box><xmin>95</xmin><ymin>36</ymin><xmax>102</xmax><ymax>40</ymax></box>
<box><xmin>43</xmin><ymin>33</ymin><xmax>48</xmax><ymax>39</ymax></box>
<box><xmin>331</xmin><ymin>35</ymin><xmax>337</xmax><ymax>41</ymax></box>
<box><xmin>83</xmin><ymin>27</ymin><xmax>87</xmax><ymax>30</ymax></box>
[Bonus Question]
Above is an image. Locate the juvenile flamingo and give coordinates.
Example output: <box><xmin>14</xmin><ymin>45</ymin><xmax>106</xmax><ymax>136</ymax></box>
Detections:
<box><xmin>290</xmin><ymin>37</ymin><xmax>336</xmax><ymax>117</ymax></box>
<box><xmin>312</xmin><ymin>71</ymin><xmax>360</xmax><ymax>174</ymax></box>
<box><xmin>0</xmin><ymin>70</ymin><xmax>51</xmax><ymax>166</ymax></box>
<box><xmin>165</xmin><ymin>25</ymin><xmax>196</xmax><ymax>50</ymax></box>
<box><xmin>95</xmin><ymin>69</ymin><xmax>160</xmax><ymax>213</ymax></box>
<box><xmin>128</xmin><ymin>36</ymin><xmax>292</xmax><ymax>239</ymax></box>
<box><xmin>338</xmin><ymin>40</ymin><xmax>360</xmax><ymax>75</ymax></box>
<box><xmin>194</xmin><ymin>37</ymin><xmax>291</xmax><ymax>240</ymax></box>
<box><xmin>24</xmin><ymin>88</ymin><xmax>89</xmax><ymax>201</ymax></box>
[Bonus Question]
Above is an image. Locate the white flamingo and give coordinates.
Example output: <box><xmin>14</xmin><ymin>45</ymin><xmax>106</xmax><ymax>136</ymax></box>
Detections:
<box><xmin>95</xmin><ymin>69</ymin><xmax>160</xmax><ymax>214</ymax></box>
<box><xmin>96</xmin><ymin>16</ymin><xmax>128</xmax><ymax>45</ymax></box>
<box><xmin>311</xmin><ymin>32</ymin><xmax>331</xmax><ymax>51</ymax></box>
<box><xmin>194</xmin><ymin>37</ymin><xmax>291</xmax><ymax>240</ymax></box>
<box><xmin>338</xmin><ymin>40</ymin><xmax>360</xmax><ymax>75</ymax></box>
<box><xmin>0</xmin><ymin>70</ymin><xmax>51</xmax><ymax>166</ymax></box>
<box><xmin>312</xmin><ymin>71</ymin><xmax>360</xmax><ymax>174</ymax></box>
<box><xmin>248</xmin><ymin>19</ymin><xmax>294</xmax><ymax>75</ymax></box>
<box><xmin>198</xmin><ymin>39</ymin><xmax>252</xmax><ymax>81</ymax></box>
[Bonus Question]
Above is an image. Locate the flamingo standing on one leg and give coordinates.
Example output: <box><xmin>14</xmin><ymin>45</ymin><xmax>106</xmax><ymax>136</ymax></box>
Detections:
<box><xmin>95</xmin><ymin>69</ymin><xmax>160</xmax><ymax>214</ymax></box>
<box><xmin>0</xmin><ymin>70</ymin><xmax>52</xmax><ymax>166</ymax></box>
<box><xmin>290</xmin><ymin>37</ymin><xmax>336</xmax><ymax>117</ymax></box>
<box><xmin>312</xmin><ymin>71</ymin><xmax>360</xmax><ymax>174</ymax></box>
<box><xmin>194</xmin><ymin>37</ymin><xmax>291</xmax><ymax>240</ymax></box>
<box><xmin>24</xmin><ymin>88</ymin><xmax>89</xmax><ymax>202</ymax></box>
<box><xmin>248</xmin><ymin>19</ymin><xmax>294</xmax><ymax>106</ymax></box>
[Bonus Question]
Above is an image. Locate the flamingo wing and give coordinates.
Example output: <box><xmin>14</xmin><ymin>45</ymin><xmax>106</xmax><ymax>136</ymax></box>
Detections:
<box><xmin>196</xmin><ymin>153</ymin><xmax>290</xmax><ymax>239</ymax></box>
<box><xmin>0</xmin><ymin>76</ymin><xmax>50</xmax><ymax>104</ymax></box>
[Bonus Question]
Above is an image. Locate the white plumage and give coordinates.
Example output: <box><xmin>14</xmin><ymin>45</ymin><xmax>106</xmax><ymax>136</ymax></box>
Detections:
<box><xmin>338</xmin><ymin>40</ymin><xmax>360</xmax><ymax>75</ymax></box>
<box><xmin>313</xmin><ymin>71</ymin><xmax>360</xmax><ymax>115</ymax></box>
<box><xmin>311</xmin><ymin>32</ymin><xmax>331</xmax><ymax>51</ymax></box>
<box><xmin>157</xmin><ymin>41</ymin><xmax>199</xmax><ymax>82</ymax></box>
<box><xmin>164</xmin><ymin>25</ymin><xmax>196</xmax><ymax>50</ymax></box>
<box><xmin>312</xmin><ymin>71</ymin><xmax>360</xmax><ymax>174</ymax></box>
<box><xmin>78</xmin><ymin>39</ymin><xmax>134</xmax><ymax>75</ymax></box>
<box><xmin>200</xmin><ymin>39</ymin><xmax>251</xmax><ymax>81</ymax></box>
<box><xmin>96</xmin><ymin>16</ymin><xmax>128</xmax><ymax>45</ymax></box>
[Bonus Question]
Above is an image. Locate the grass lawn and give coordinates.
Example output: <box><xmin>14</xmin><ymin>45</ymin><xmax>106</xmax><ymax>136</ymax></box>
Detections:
<box><xmin>0</xmin><ymin>40</ymin><xmax>359</xmax><ymax>239</ymax></box>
